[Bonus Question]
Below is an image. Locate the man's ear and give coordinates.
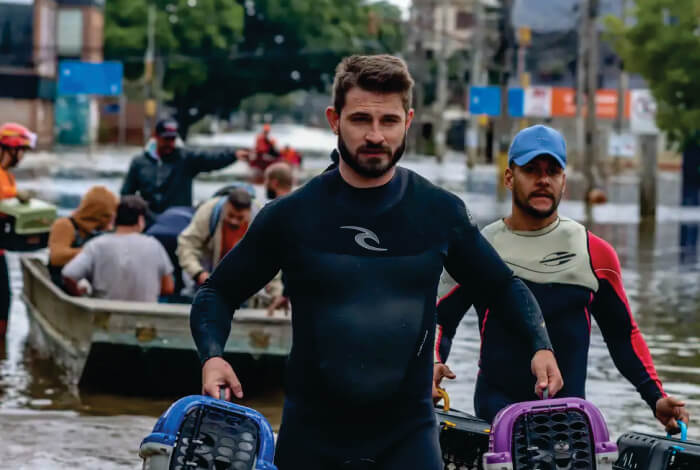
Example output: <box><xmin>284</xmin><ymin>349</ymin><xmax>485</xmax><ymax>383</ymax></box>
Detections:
<box><xmin>326</xmin><ymin>107</ymin><xmax>340</xmax><ymax>135</ymax></box>
<box><xmin>504</xmin><ymin>167</ymin><xmax>514</xmax><ymax>190</ymax></box>
<box><xmin>561</xmin><ymin>171</ymin><xmax>567</xmax><ymax>194</ymax></box>
<box><xmin>405</xmin><ymin>108</ymin><xmax>415</xmax><ymax>130</ymax></box>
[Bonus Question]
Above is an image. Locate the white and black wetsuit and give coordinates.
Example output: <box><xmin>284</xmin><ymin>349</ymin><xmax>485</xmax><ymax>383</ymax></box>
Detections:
<box><xmin>190</xmin><ymin>165</ymin><xmax>552</xmax><ymax>469</ymax></box>
<box><xmin>436</xmin><ymin>217</ymin><xmax>666</xmax><ymax>423</ymax></box>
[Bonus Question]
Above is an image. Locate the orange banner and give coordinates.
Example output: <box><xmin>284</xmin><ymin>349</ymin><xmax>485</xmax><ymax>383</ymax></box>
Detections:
<box><xmin>552</xmin><ymin>87</ymin><xmax>577</xmax><ymax>117</ymax></box>
<box><xmin>551</xmin><ymin>87</ymin><xmax>630</xmax><ymax>119</ymax></box>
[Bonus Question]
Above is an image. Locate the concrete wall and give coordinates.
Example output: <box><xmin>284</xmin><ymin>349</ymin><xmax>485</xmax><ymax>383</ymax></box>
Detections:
<box><xmin>82</xmin><ymin>6</ymin><xmax>104</xmax><ymax>62</ymax></box>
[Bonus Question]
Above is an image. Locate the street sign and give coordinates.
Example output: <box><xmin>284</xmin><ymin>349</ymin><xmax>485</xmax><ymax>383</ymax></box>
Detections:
<box><xmin>630</xmin><ymin>89</ymin><xmax>659</xmax><ymax>135</ymax></box>
<box><xmin>524</xmin><ymin>86</ymin><xmax>552</xmax><ymax>117</ymax></box>
<box><xmin>608</xmin><ymin>131</ymin><xmax>636</xmax><ymax>158</ymax></box>
<box><xmin>469</xmin><ymin>86</ymin><xmax>501</xmax><ymax>116</ymax></box>
<box><xmin>58</xmin><ymin>61</ymin><xmax>123</xmax><ymax>96</ymax></box>
<box><xmin>508</xmin><ymin>88</ymin><xmax>524</xmax><ymax>117</ymax></box>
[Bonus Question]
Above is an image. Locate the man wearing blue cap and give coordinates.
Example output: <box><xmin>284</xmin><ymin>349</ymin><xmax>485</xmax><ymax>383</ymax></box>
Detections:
<box><xmin>433</xmin><ymin>124</ymin><xmax>690</xmax><ymax>432</ymax></box>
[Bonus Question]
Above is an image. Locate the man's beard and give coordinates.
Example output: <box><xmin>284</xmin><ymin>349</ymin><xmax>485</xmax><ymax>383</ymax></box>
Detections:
<box><xmin>266</xmin><ymin>187</ymin><xmax>277</xmax><ymax>199</ymax></box>
<box><xmin>337</xmin><ymin>130</ymin><xmax>406</xmax><ymax>178</ymax></box>
<box><xmin>513</xmin><ymin>185</ymin><xmax>563</xmax><ymax>219</ymax></box>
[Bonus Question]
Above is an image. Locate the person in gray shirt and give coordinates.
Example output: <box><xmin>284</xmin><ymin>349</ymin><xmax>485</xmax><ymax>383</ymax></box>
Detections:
<box><xmin>62</xmin><ymin>195</ymin><xmax>174</xmax><ymax>302</ymax></box>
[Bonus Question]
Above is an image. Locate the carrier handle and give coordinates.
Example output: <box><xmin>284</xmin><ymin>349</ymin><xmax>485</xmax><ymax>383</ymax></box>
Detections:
<box><xmin>219</xmin><ymin>386</ymin><xmax>227</xmax><ymax>401</ymax></box>
<box><xmin>541</xmin><ymin>388</ymin><xmax>549</xmax><ymax>400</ymax></box>
<box><xmin>436</xmin><ymin>388</ymin><xmax>450</xmax><ymax>412</ymax></box>
<box><xmin>668</xmin><ymin>420</ymin><xmax>688</xmax><ymax>441</ymax></box>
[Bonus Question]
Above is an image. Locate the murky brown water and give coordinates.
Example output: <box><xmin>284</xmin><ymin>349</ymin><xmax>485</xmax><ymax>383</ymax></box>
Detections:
<box><xmin>2</xmin><ymin>162</ymin><xmax>700</xmax><ymax>467</ymax></box>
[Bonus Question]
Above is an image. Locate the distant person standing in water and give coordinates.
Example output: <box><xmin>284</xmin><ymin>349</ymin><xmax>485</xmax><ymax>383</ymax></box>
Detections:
<box><xmin>0</xmin><ymin>122</ymin><xmax>36</xmax><ymax>338</ymax></box>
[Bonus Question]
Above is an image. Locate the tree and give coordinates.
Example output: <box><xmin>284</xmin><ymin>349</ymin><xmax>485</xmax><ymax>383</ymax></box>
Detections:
<box><xmin>605</xmin><ymin>0</ymin><xmax>700</xmax><ymax>148</ymax></box>
<box><xmin>104</xmin><ymin>0</ymin><xmax>404</xmax><ymax>136</ymax></box>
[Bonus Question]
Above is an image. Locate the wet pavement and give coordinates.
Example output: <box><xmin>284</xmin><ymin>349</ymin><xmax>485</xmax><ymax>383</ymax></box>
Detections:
<box><xmin>2</xmin><ymin>155</ymin><xmax>700</xmax><ymax>467</ymax></box>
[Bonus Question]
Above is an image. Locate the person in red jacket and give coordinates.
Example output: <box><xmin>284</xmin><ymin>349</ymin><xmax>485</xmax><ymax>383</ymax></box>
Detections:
<box><xmin>249</xmin><ymin>124</ymin><xmax>280</xmax><ymax>182</ymax></box>
<box><xmin>0</xmin><ymin>122</ymin><xmax>36</xmax><ymax>338</ymax></box>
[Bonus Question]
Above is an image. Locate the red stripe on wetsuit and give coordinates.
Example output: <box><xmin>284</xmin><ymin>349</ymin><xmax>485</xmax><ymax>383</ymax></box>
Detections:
<box><xmin>587</xmin><ymin>231</ymin><xmax>666</xmax><ymax>399</ymax></box>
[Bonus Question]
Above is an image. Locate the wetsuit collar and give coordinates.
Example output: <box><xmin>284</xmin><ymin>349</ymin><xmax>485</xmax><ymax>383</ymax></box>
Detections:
<box><xmin>330</xmin><ymin>166</ymin><xmax>408</xmax><ymax>215</ymax></box>
<box><xmin>502</xmin><ymin>216</ymin><xmax>561</xmax><ymax>237</ymax></box>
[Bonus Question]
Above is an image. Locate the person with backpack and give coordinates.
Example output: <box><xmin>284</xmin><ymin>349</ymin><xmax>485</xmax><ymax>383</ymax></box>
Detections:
<box><xmin>176</xmin><ymin>188</ymin><xmax>253</xmax><ymax>286</ymax></box>
<box><xmin>47</xmin><ymin>186</ymin><xmax>119</xmax><ymax>289</ymax></box>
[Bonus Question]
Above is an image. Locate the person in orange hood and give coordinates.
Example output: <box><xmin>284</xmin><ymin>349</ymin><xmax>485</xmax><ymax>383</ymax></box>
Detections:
<box><xmin>47</xmin><ymin>186</ymin><xmax>119</xmax><ymax>288</ymax></box>
<box><xmin>0</xmin><ymin>122</ymin><xmax>36</xmax><ymax>338</ymax></box>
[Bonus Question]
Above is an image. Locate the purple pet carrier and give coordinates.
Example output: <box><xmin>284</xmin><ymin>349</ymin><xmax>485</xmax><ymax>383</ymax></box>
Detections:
<box><xmin>483</xmin><ymin>396</ymin><xmax>618</xmax><ymax>470</ymax></box>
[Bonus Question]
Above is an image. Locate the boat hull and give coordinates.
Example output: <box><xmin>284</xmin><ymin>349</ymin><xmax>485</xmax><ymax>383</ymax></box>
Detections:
<box><xmin>20</xmin><ymin>256</ymin><xmax>292</xmax><ymax>394</ymax></box>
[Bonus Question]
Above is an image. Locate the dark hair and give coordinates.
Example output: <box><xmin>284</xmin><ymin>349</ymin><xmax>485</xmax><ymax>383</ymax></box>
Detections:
<box><xmin>227</xmin><ymin>188</ymin><xmax>252</xmax><ymax>210</ymax></box>
<box><xmin>264</xmin><ymin>161</ymin><xmax>293</xmax><ymax>189</ymax></box>
<box><xmin>115</xmin><ymin>195</ymin><xmax>148</xmax><ymax>226</ymax></box>
<box><xmin>332</xmin><ymin>54</ymin><xmax>414</xmax><ymax>114</ymax></box>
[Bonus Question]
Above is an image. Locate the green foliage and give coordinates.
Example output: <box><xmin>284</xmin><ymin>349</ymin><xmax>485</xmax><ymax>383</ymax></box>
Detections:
<box><xmin>605</xmin><ymin>0</ymin><xmax>700</xmax><ymax>148</ymax></box>
<box><xmin>104</xmin><ymin>0</ymin><xmax>404</xmax><ymax>133</ymax></box>
<box><xmin>104</xmin><ymin>0</ymin><xmax>243</xmax><ymax>85</ymax></box>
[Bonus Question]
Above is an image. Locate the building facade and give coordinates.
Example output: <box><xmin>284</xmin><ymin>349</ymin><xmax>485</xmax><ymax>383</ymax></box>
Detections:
<box><xmin>0</xmin><ymin>0</ymin><xmax>104</xmax><ymax>148</ymax></box>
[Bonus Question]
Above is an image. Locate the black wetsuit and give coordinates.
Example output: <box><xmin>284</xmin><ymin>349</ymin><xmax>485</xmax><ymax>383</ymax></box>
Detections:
<box><xmin>190</xmin><ymin>165</ymin><xmax>552</xmax><ymax>469</ymax></box>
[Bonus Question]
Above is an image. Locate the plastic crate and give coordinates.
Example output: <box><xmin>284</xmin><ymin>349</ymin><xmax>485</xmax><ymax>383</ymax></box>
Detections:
<box><xmin>0</xmin><ymin>197</ymin><xmax>55</xmax><ymax>251</ymax></box>
<box><xmin>483</xmin><ymin>397</ymin><xmax>617</xmax><ymax>470</ymax></box>
<box><xmin>436</xmin><ymin>406</ymin><xmax>491</xmax><ymax>470</ymax></box>
<box><xmin>615</xmin><ymin>422</ymin><xmax>699</xmax><ymax>470</ymax></box>
<box><xmin>139</xmin><ymin>395</ymin><xmax>277</xmax><ymax>470</ymax></box>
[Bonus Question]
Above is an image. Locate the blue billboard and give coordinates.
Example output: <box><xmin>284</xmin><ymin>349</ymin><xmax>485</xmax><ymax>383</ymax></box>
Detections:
<box><xmin>508</xmin><ymin>88</ymin><xmax>525</xmax><ymax>117</ymax></box>
<box><xmin>468</xmin><ymin>86</ymin><xmax>501</xmax><ymax>116</ymax></box>
<box><xmin>57</xmin><ymin>61</ymin><xmax>123</xmax><ymax>96</ymax></box>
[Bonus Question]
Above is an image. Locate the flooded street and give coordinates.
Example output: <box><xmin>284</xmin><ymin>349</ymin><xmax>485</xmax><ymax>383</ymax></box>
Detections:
<box><xmin>2</xmin><ymin>156</ymin><xmax>700</xmax><ymax>467</ymax></box>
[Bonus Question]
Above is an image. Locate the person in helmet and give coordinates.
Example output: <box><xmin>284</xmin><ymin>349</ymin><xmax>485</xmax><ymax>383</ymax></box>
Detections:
<box><xmin>0</xmin><ymin>122</ymin><xmax>36</xmax><ymax>338</ymax></box>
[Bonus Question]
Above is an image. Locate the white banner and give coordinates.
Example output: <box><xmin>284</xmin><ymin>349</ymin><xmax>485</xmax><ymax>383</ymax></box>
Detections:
<box><xmin>524</xmin><ymin>86</ymin><xmax>552</xmax><ymax>117</ymax></box>
<box><xmin>630</xmin><ymin>89</ymin><xmax>659</xmax><ymax>135</ymax></box>
<box><xmin>608</xmin><ymin>131</ymin><xmax>636</xmax><ymax>158</ymax></box>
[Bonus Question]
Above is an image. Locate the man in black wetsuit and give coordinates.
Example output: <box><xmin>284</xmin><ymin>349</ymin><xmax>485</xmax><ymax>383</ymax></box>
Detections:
<box><xmin>190</xmin><ymin>55</ymin><xmax>563</xmax><ymax>469</ymax></box>
<box><xmin>434</xmin><ymin>124</ymin><xmax>689</xmax><ymax>432</ymax></box>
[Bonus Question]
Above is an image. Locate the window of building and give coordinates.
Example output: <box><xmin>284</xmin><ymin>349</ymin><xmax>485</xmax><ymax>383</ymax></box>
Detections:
<box><xmin>57</xmin><ymin>9</ymin><xmax>83</xmax><ymax>57</ymax></box>
<box><xmin>456</xmin><ymin>11</ymin><xmax>474</xmax><ymax>30</ymax></box>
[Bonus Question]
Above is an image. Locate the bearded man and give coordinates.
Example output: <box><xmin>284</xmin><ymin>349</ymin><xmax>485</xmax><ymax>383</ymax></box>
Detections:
<box><xmin>434</xmin><ymin>124</ymin><xmax>689</xmax><ymax>435</ymax></box>
<box><xmin>189</xmin><ymin>56</ymin><xmax>562</xmax><ymax>470</ymax></box>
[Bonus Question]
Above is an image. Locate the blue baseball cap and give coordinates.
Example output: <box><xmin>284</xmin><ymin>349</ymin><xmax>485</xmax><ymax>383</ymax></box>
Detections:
<box><xmin>508</xmin><ymin>124</ymin><xmax>567</xmax><ymax>169</ymax></box>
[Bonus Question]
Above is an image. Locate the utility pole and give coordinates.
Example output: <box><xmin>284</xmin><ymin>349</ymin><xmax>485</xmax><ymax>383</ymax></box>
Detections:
<box><xmin>575</xmin><ymin>0</ymin><xmax>587</xmax><ymax>173</ymax></box>
<box><xmin>434</xmin><ymin>0</ymin><xmax>451</xmax><ymax>163</ymax></box>
<box><xmin>143</xmin><ymin>3</ymin><xmax>156</xmax><ymax>143</ymax></box>
<box><xmin>584</xmin><ymin>0</ymin><xmax>600</xmax><ymax>201</ymax></box>
<box><xmin>495</xmin><ymin>0</ymin><xmax>514</xmax><ymax>201</ymax></box>
<box><xmin>516</xmin><ymin>26</ymin><xmax>531</xmax><ymax>130</ymax></box>
<box><xmin>613</xmin><ymin>0</ymin><xmax>629</xmax><ymax>173</ymax></box>
<box><xmin>466</xmin><ymin>0</ymin><xmax>484</xmax><ymax>169</ymax></box>
<box><xmin>614</xmin><ymin>0</ymin><xmax>628</xmax><ymax>134</ymax></box>
<box><xmin>406</xmin><ymin>3</ymin><xmax>422</xmax><ymax>154</ymax></box>
<box><xmin>639</xmin><ymin>134</ymin><xmax>658</xmax><ymax>218</ymax></box>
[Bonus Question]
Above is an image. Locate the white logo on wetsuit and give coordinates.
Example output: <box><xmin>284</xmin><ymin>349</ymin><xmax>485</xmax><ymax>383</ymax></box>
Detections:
<box><xmin>340</xmin><ymin>226</ymin><xmax>388</xmax><ymax>252</ymax></box>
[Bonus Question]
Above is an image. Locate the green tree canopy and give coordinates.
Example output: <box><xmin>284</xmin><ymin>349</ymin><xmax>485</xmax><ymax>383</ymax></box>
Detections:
<box><xmin>104</xmin><ymin>0</ymin><xmax>404</xmax><ymax>135</ymax></box>
<box><xmin>606</xmin><ymin>0</ymin><xmax>700</xmax><ymax>148</ymax></box>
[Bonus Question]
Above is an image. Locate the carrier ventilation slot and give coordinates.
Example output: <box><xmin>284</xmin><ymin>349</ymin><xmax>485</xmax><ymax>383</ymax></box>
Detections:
<box><xmin>170</xmin><ymin>406</ymin><xmax>260</xmax><ymax>470</ymax></box>
<box><xmin>511</xmin><ymin>409</ymin><xmax>595</xmax><ymax>469</ymax></box>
